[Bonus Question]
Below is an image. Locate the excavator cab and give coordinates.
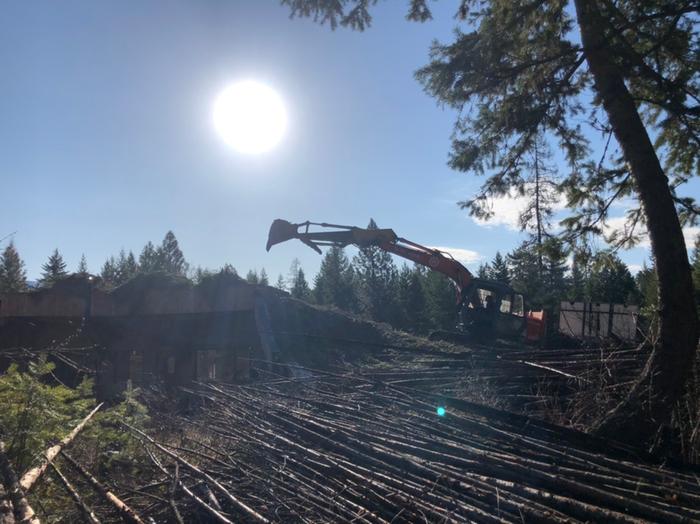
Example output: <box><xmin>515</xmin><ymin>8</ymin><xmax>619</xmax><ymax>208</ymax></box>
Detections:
<box><xmin>460</xmin><ymin>279</ymin><xmax>527</xmax><ymax>340</ymax></box>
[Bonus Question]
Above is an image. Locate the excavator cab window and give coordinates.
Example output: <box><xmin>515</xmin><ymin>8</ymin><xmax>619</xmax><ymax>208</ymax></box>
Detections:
<box><xmin>512</xmin><ymin>294</ymin><xmax>525</xmax><ymax>317</ymax></box>
<box><xmin>470</xmin><ymin>288</ymin><xmax>494</xmax><ymax>309</ymax></box>
<box><xmin>499</xmin><ymin>296</ymin><xmax>512</xmax><ymax>314</ymax></box>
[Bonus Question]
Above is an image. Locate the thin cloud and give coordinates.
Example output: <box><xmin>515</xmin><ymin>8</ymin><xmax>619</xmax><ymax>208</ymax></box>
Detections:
<box><xmin>604</xmin><ymin>215</ymin><xmax>699</xmax><ymax>250</ymax></box>
<box><xmin>431</xmin><ymin>246</ymin><xmax>482</xmax><ymax>265</ymax></box>
<box><xmin>470</xmin><ymin>186</ymin><xmax>567</xmax><ymax>231</ymax></box>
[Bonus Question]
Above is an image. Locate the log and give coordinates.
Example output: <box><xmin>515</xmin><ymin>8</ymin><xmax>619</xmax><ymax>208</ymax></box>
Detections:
<box><xmin>126</xmin><ymin>424</ymin><xmax>268</xmax><ymax>522</ymax></box>
<box><xmin>48</xmin><ymin>461</ymin><xmax>99</xmax><ymax>524</ymax></box>
<box><xmin>143</xmin><ymin>446</ymin><xmax>233</xmax><ymax>524</ymax></box>
<box><xmin>0</xmin><ymin>443</ymin><xmax>39</xmax><ymax>524</ymax></box>
<box><xmin>20</xmin><ymin>403</ymin><xmax>103</xmax><ymax>493</ymax></box>
<box><xmin>60</xmin><ymin>452</ymin><xmax>144</xmax><ymax>524</ymax></box>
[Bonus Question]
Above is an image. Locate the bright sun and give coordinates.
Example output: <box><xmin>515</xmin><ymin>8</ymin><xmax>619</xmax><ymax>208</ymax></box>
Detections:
<box><xmin>213</xmin><ymin>80</ymin><xmax>288</xmax><ymax>154</ymax></box>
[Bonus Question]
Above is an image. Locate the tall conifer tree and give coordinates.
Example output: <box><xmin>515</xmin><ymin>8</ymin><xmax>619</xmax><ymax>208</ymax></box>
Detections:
<box><xmin>314</xmin><ymin>246</ymin><xmax>357</xmax><ymax>312</ymax></box>
<box><xmin>0</xmin><ymin>242</ymin><xmax>28</xmax><ymax>292</ymax></box>
<box><xmin>139</xmin><ymin>241</ymin><xmax>161</xmax><ymax>273</ymax></box>
<box><xmin>490</xmin><ymin>252</ymin><xmax>510</xmax><ymax>284</ymax></box>
<box><xmin>161</xmin><ymin>231</ymin><xmax>187</xmax><ymax>276</ymax></box>
<box><xmin>290</xmin><ymin>268</ymin><xmax>312</xmax><ymax>301</ymax></box>
<box><xmin>353</xmin><ymin>219</ymin><xmax>400</xmax><ymax>323</ymax></box>
<box><xmin>76</xmin><ymin>254</ymin><xmax>89</xmax><ymax>275</ymax></box>
<box><xmin>39</xmin><ymin>249</ymin><xmax>68</xmax><ymax>287</ymax></box>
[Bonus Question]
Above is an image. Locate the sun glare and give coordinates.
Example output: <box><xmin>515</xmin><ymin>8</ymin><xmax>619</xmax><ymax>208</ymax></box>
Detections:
<box><xmin>213</xmin><ymin>80</ymin><xmax>287</xmax><ymax>154</ymax></box>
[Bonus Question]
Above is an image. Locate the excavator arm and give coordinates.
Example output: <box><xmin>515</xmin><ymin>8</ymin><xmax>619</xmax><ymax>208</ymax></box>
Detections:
<box><xmin>266</xmin><ymin>219</ymin><xmax>473</xmax><ymax>299</ymax></box>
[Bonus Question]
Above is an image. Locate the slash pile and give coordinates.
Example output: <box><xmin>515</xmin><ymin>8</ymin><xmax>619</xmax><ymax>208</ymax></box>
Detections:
<box><xmin>137</xmin><ymin>373</ymin><xmax>700</xmax><ymax>523</ymax></box>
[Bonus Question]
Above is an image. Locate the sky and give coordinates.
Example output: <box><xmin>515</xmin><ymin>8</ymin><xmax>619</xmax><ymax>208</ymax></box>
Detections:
<box><xmin>1</xmin><ymin>1</ymin><xmax>696</xmax><ymax>282</ymax></box>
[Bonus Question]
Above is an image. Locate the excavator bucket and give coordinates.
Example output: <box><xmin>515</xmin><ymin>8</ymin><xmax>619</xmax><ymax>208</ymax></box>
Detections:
<box><xmin>266</xmin><ymin>219</ymin><xmax>301</xmax><ymax>251</ymax></box>
<box><xmin>266</xmin><ymin>219</ymin><xmax>326</xmax><ymax>254</ymax></box>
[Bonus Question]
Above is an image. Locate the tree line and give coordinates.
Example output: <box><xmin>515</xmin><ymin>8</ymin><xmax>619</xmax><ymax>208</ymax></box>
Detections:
<box><xmin>0</xmin><ymin>231</ymin><xmax>188</xmax><ymax>291</ymax></box>
<box><xmin>1</xmin><ymin>225</ymin><xmax>699</xmax><ymax>337</ymax></box>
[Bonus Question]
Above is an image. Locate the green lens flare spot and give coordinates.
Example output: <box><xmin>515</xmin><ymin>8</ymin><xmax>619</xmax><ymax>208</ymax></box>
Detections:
<box><xmin>436</xmin><ymin>406</ymin><xmax>446</xmax><ymax>417</ymax></box>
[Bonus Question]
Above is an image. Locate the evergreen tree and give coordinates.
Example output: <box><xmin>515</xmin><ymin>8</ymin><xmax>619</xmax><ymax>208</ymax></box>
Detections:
<box><xmin>290</xmin><ymin>268</ymin><xmax>312</xmax><ymax>301</ymax></box>
<box><xmin>76</xmin><ymin>254</ymin><xmax>89</xmax><ymax>275</ymax></box>
<box><xmin>397</xmin><ymin>265</ymin><xmax>430</xmax><ymax>333</ymax></box>
<box><xmin>288</xmin><ymin>258</ymin><xmax>302</xmax><ymax>288</ymax></box>
<box><xmin>113</xmin><ymin>249</ymin><xmax>138</xmax><ymax>285</ymax></box>
<box><xmin>246</xmin><ymin>270</ymin><xmax>259</xmax><ymax>285</ymax></box>
<box><xmin>353</xmin><ymin>219</ymin><xmax>399</xmax><ymax>323</ymax></box>
<box><xmin>126</xmin><ymin>251</ymin><xmax>138</xmax><ymax>277</ymax></box>
<box><xmin>274</xmin><ymin>274</ymin><xmax>287</xmax><ymax>291</ymax></box>
<box><xmin>508</xmin><ymin>243</ymin><xmax>544</xmax><ymax>308</ymax></box>
<box><xmin>100</xmin><ymin>257</ymin><xmax>117</xmax><ymax>289</ymax></box>
<box><xmin>424</xmin><ymin>271</ymin><xmax>457</xmax><ymax>331</ymax></box>
<box><xmin>542</xmin><ymin>239</ymin><xmax>568</xmax><ymax>297</ymax></box>
<box><xmin>692</xmin><ymin>236</ymin><xmax>700</xmax><ymax>313</ymax></box>
<box><xmin>219</xmin><ymin>263</ymin><xmax>238</xmax><ymax>276</ymax></box>
<box><xmin>192</xmin><ymin>266</ymin><xmax>213</xmax><ymax>284</ymax></box>
<box><xmin>567</xmin><ymin>258</ymin><xmax>585</xmax><ymax>302</ymax></box>
<box><xmin>636</xmin><ymin>262</ymin><xmax>660</xmax><ymax>338</ymax></box>
<box><xmin>586</xmin><ymin>254</ymin><xmax>641</xmax><ymax>305</ymax></box>
<box><xmin>314</xmin><ymin>246</ymin><xmax>357</xmax><ymax>312</ymax></box>
<box><xmin>476</xmin><ymin>263</ymin><xmax>491</xmax><ymax>279</ymax></box>
<box><xmin>160</xmin><ymin>231</ymin><xmax>187</xmax><ymax>276</ymax></box>
<box><xmin>259</xmin><ymin>268</ymin><xmax>269</xmax><ymax>286</ymax></box>
<box><xmin>507</xmin><ymin>239</ymin><xmax>569</xmax><ymax>315</ymax></box>
<box><xmin>138</xmin><ymin>241</ymin><xmax>161</xmax><ymax>273</ymax></box>
<box><xmin>39</xmin><ymin>249</ymin><xmax>68</xmax><ymax>287</ymax></box>
<box><xmin>539</xmin><ymin>239</ymin><xmax>569</xmax><ymax>330</ymax></box>
<box><xmin>0</xmin><ymin>242</ymin><xmax>28</xmax><ymax>292</ymax></box>
<box><xmin>490</xmin><ymin>252</ymin><xmax>510</xmax><ymax>284</ymax></box>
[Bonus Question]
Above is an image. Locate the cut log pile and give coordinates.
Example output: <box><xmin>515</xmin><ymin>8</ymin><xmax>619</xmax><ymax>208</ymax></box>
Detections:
<box><xmin>1</xmin><ymin>354</ymin><xmax>698</xmax><ymax>522</ymax></box>
<box><xmin>368</xmin><ymin>342</ymin><xmax>650</xmax><ymax>419</ymax></box>
<box><xmin>126</xmin><ymin>375</ymin><xmax>700</xmax><ymax>523</ymax></box>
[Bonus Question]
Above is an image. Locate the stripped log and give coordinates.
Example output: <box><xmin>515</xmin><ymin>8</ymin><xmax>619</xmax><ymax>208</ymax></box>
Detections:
<box><xmin>48</xmin><ymin>461</ymin><xmax>99</xmax><ymax>524</ymax></box>
<box><xmin>168</xmin><ymin>376</ymin><xmax>700</xmax><ymax>523</ymax></box>
<box><xmin>0</xmin><ymin>485</ymin><xmax>14</xmax><ymax>524</ymax></box>
<box><xmin>0</xmin><ymin>443</ymin><xmax>39</xmax><ymax>524</ymax></box>
<box><xmin>143</xmin><ymin>445</ymin><xmax>232</xmax><ymax>524</ymax></box>
<box><xmin>125</xmin><ymin>424</ymin><xmax>268</xmax><ymax>522</ymax></box>
<box><xmin>167</xmin><ymin>463</ymin><xmax>185</xmax><ymax>524</ymax></box>
<box><xmin>60</xmin><ymin>452</ymin><xmax>144</xmax><ymax>524</ymax></box>
<box><xmin>20</xmin><ymin>403</ymin><xmax>103</xmax><ymax>493</ymax></box>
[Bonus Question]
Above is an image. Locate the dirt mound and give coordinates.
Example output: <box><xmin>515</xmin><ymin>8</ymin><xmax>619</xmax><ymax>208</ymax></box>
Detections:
<box><xmin>263</xmin><ymin>296</ymin><xmax>469</xmax><ymax>369</ymax></box>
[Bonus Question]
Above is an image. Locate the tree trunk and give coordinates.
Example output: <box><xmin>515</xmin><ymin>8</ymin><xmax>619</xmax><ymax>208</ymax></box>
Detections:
<box><xmin>573</xmin><ymin>0</ymin><xmax>698</xmax><ymax>448</ymax></box>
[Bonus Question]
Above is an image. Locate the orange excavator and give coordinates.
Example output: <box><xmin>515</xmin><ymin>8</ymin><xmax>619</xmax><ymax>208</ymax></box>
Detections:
<box><xmin>266</xmin><ymin>219</ymin><xmax>546</xmax><ymax>343</ymax></box>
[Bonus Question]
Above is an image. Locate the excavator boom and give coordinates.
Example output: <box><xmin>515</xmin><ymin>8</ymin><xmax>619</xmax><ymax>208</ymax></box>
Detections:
<box><xmin>267</xmin><ymin>219</ymin><xmax>473</xmax><ymax>295</ymax></box>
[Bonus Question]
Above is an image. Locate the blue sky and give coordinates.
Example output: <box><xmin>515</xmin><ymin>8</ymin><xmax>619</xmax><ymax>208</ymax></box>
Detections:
<box><xmin>1</xmin><ymin>1</ymin><xmax>690</xmax><ymax>282</ymax></box>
